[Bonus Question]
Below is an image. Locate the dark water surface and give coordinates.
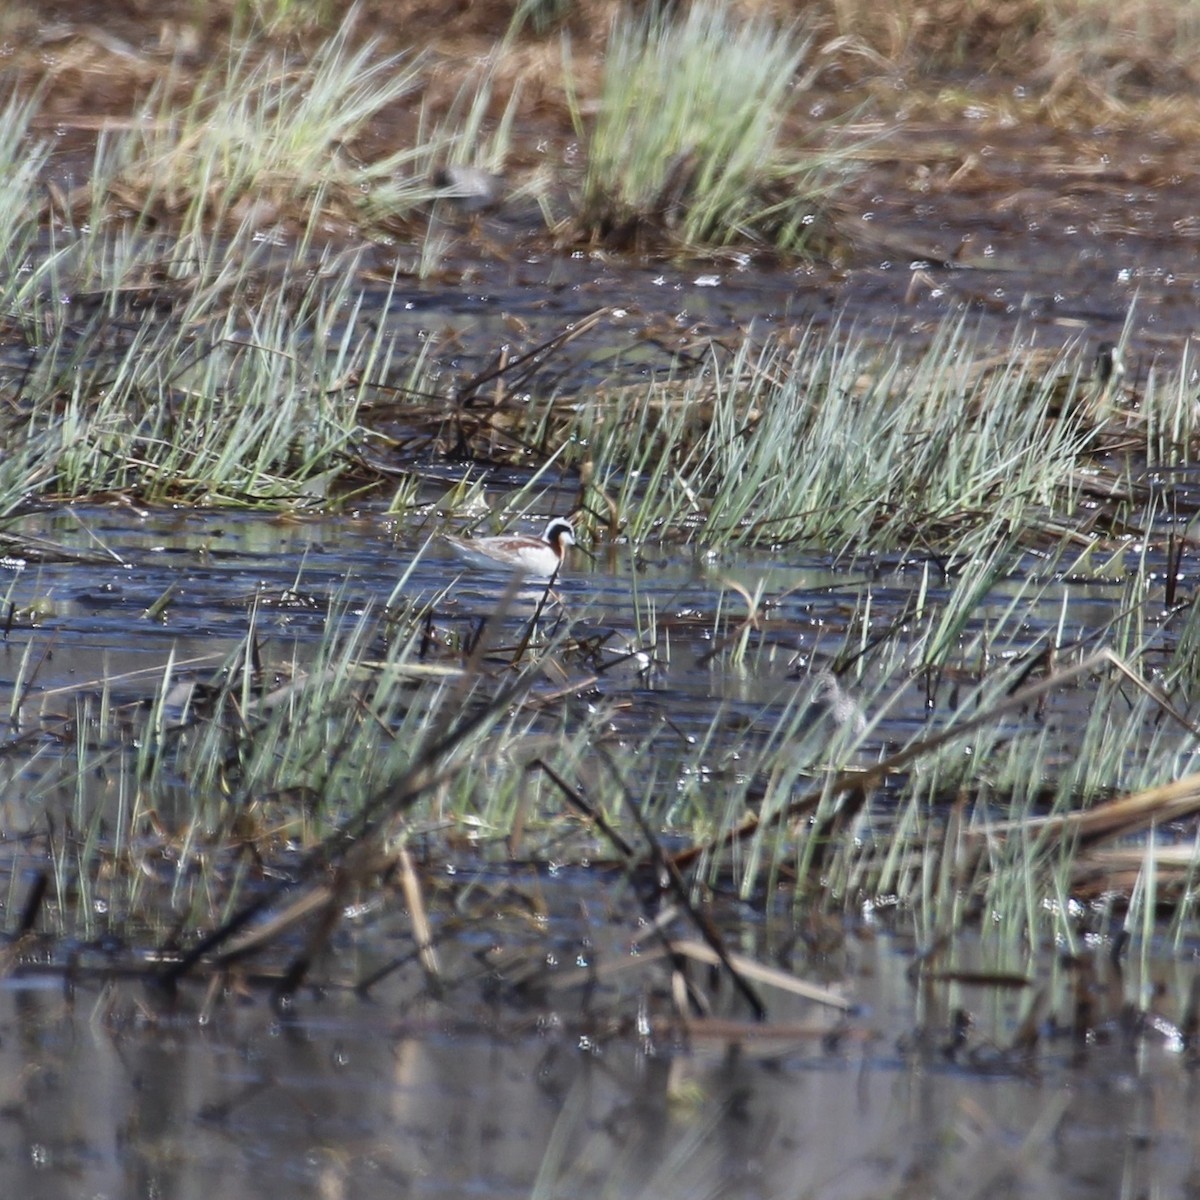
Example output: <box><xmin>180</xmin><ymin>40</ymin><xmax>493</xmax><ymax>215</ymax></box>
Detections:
<box><xmin>0</xmin><ymin>502</ymin><xmax>1158</xmax><ymax>769</ymax></box>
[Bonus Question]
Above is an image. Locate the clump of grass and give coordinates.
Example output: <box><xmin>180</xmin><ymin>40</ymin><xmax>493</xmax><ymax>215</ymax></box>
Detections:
<box><xmin>5</xmin><ymin>568</ymin><xmax>627</xmax><ymax>949</ymax></box>
<box><xmin>576</xmin><ymin>1</ymin><xmax>847</xmax><ymax>252</ymax></box>
<box><xmin>576</xmin><ymin>321</ymin><xmax>1106</xmax><ymax>553</ymax></box>
<box><xmin>54</xmin><ymin>12</ymin><xmax>532</xmax><ymax>252</ymax></box>
<box><xmin>0</xmin><ymin>118</ymin><xmax>425</xmax><ymax>508</ymax></box>
<box><xmin>13</xmin><ymin>238</ymin><xmax>398</xmax><ymax>505</ymax></box>
<box><xmin>0</xmin><ymin>92</ymin><xmax>45</xmax><ymax>261</ymax></box>
<box><xmin>79</xmin><ymin>13</ymin><xmax>428</xmax><ymax>238</ymax></box>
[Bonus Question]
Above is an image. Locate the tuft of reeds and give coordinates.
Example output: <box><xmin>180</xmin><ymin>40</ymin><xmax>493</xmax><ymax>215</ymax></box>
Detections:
<box><xmin>575</xmin><ymin>2</ymin><xmax>849</xmax><ymax>252</ymax></box>
<box><xmin>573</xmin><ymin>321</ymin><xmax>1115</xmax><ymax>554</ymax></box>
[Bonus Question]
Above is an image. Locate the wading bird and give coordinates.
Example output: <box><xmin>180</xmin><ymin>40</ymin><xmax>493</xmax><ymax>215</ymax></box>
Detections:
<box><xmin>445</xmin><ymin>518</ymin><xmax>575</xmax><ymax>578</ymax></box>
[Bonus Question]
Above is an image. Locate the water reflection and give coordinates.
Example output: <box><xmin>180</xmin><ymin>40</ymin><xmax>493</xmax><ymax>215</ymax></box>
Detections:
<box><xmin>0</xmin><ymin>932</ymin><xmax>1196</xmax><ymax>1199</ymax></box>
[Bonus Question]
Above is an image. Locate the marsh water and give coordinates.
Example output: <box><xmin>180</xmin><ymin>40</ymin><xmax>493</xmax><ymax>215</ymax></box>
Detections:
<box><xmin>4</xmin><ymin>923</ymin><xmax>1199</xmax><ymax>1200</ymax></box>
<box><xmin>0</xmin><ymin>498</ymin><xmax>1164</xmax><ymax>800</ymax></box>
<box><xmin>0</xmin><ymin>493</ymin><xmax>1195</xmax><ymax>1197</ymax></box>
<box><xmin>9</xmin><ymin>22</ymin><xmax>1200</xmax><ymax>1194</ymax></box>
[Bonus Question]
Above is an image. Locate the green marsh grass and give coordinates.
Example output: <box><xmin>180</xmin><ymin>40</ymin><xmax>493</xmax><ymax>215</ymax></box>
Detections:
<box><xmin>577</xmin><ymin>2</ymin><xmax>846</xmax><ymax>252</ymax></box>
<box><xmin>1</xmin><ymin>0</ymin><xmax>1200</xmax><ymax>1036</ymax></box>
<box><xmin>0</xmin><ymin>47</ymin><xmax>1179</xmax><ymax>550</ymax></box>
<box><xmin>1</xmin><ymin>42</ymin><xmax>1198</xmax><ymax>982</ymax></box>
<box><xmin>575</xmin><ymin>321</ymin><xmax>1105</xmax><ymax>554</ymax></box>
<box><xmin>0</xmin><ymin>268</ymin><xmax>1192</xmax><ymax>957</ymax></box>
<box><xmin>8</xmin><ymin>577</ymin><xmax>628</xmax><ymax>948</ymax></box>
<box><xmin>16</xmin><ymin>12</ymin><xmax>523</xmax><ymax>288</ymax></box>
<box><xmin>1</xmin><ymin>218</ymin><xmax>404</xmax><ymax>504</ymax></box>
<box><xmin>2</xmin><ymin>502</ymin><xmax>1197</xmax><ymax>988</ymax></box>
<box><xmin>0</xmin><ymin>92</ymin><xmax>45</xmax><ymax>262</ymax></box>
<box><xmin>660</xmin><ymin>551</ymin><xmax>1200</xmax><ymax>934</ymax></box>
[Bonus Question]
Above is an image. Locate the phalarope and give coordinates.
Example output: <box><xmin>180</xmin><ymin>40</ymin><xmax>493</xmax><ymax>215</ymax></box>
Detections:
<box><xmin>445</xmin><ymin>517</ymin><xmax>575</xmax><ymax>578</ymax></box>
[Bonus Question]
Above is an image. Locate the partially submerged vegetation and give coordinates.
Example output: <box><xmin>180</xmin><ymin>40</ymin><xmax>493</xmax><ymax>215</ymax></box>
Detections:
<box><xmin>6</xmin><ymin>487</ymin><xmax>1200</xmax><ymax>1045</ymax></box>
<box><xmin>1</xmin><ymin>0</ymin><xmax>1200</xmax><ymax>1063</ymax></box>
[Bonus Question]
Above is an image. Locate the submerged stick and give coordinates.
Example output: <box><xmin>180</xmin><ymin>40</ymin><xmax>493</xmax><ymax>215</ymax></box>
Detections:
<box><xmin>597</xmin><ymin>747</ymin><xmax>767</xmax><ymax>1021</ymax></box>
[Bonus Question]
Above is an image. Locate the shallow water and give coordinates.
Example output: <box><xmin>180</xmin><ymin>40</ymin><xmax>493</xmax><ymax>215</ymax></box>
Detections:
<box><xmin>0</xmin><ymin>502</ymin><xmax>1165</xmax><ymax>768</ymax></box>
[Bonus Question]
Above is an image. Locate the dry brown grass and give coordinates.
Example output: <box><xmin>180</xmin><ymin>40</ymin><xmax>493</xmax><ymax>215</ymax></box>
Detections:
<box><xmin>10</xmin><ymin>0</ymin><xmax>1200</xmax><ymax>161</ymax></box>
<box><xmin>0</xmin><ymin>0</ymin><xmax>1196</xmax><ymax>279</ymax></box>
